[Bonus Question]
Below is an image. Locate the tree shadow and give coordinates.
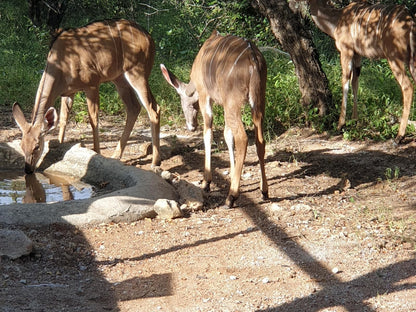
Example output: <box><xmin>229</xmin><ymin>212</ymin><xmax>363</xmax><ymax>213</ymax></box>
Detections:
<box><xmin>159</xmin><ymin>133</ymin><xmax>416</xmax><ymax>311</ymax></box>
<box><xmin>0</xmin><ymin>140</ymin><xmax>177</xmax><ymax>311</ymax></box>
<box><xmin>3</xmin><ymin>124</ymin><xmax>416</xmax><ymax>311</ymax></box>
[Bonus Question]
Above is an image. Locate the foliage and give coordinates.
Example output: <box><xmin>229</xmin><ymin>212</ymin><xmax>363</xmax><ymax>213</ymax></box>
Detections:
<box><xmin>0</xmin><ymin>0</ymin><xmax>49</xmax><ymax>108</ymax></box>
<box><xmin>1</xmin><ymin>0</ymin><xmax>416</xmax><ymax>142</ymax></box>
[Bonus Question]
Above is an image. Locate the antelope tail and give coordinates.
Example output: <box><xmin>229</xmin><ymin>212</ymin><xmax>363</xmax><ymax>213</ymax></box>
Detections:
<box><xmin>409</xmin><ymin>19</ymin><xmax>416</xmax><ymax>82</ymax></box>
<box><xmin>248</xmin><ymin>47</ymin><xmax>266</xmax><ymax>115</ymax></box>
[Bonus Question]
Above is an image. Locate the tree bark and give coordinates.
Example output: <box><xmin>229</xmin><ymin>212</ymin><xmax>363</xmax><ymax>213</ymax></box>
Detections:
<box><xmin>252</xmin><ymin>0</ymin><xmax>333</xmax><ymax>118</ymax></box>
<box><xmin>28</xmin><ymin>0</ymin><xmax>67</xmax><ymax>33</ymax></box>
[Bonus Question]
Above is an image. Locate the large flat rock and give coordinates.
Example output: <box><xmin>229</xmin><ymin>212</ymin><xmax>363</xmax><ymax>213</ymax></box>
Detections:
<box><xmin>0</xmin><ymin>144</ymin><xmax>178</xmax><ymax>226</ymax></box>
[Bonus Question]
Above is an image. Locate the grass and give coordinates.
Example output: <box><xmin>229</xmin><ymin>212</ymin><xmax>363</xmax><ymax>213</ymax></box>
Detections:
<box><xmin>1</xmin><ymin>0</ymin><xmax>415</xmax><ymax>143</ymax></box>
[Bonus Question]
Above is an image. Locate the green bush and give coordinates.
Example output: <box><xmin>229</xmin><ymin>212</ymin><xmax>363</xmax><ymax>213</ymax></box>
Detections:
<box><xmin>1</xmin><ymin>0</ymin><xmax>415</xmax><ymax>142</ymax></box>
<box><xmin>0</xmin><ymin>1</ymin><xmax>49</xmax><ymax>108</ymax></box>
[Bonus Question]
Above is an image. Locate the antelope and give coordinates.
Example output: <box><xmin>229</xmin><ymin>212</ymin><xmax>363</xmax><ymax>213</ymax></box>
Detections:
<box><xmin>303</xmin><ymin>0</ymin><xmax>416</xmax><ymax>143</ymax></box>
<box><xmin>160</xmin><ymin>30</ymin><xmax>269</xmax><ymax>208</ymax></box>
<box><xmin>12</xmin><ymin>19</ymin><xmax>161</xmax><ymax>174</ymax></box>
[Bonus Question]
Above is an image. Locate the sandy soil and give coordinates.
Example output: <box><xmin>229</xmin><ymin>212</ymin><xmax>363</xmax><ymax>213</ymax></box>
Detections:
<box><xmin>1</xmin><ymin>114</ymin><xmax>416</xmax><ymax>311</ymax></box>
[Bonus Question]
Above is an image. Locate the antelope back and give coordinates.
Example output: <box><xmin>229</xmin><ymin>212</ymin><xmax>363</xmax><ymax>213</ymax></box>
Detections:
<box><xmin>190</xmin><ymin>30</ymin><xmax>266</xmax><ymax>106</ymax></box>
<box><xmin>42</xmin><ymin>19</ymin><xmax>155</xmax><ymax>96</ymax></box>
<box><xmin>336</xmin><ymin>3</ymin><xmax>414</xmax><ymax>59</ymax></box>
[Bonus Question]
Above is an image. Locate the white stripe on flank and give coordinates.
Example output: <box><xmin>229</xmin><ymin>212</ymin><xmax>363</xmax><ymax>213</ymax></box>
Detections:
<box><xmin>365</xmin><ymin>9</ymin><xmax>374</xmax><ymax>38</ymax></box>
<box><xmin>227</xmin><ymin>44</ymin><xmax>250</xmax><ymax>78</ymax></box>
<box><xmin>209</xmin><ymin>39</ymin><xmax>225</xmax><ymax>86</ymax></box>
<box><xmin>116</xmin><ymin>22</ymin><xmax>124</xmax><ymax>68</ymax></box>
<box><xmin>391</xmin><ymin>8</ymin><xmax>405</xmax><ymax>27</ymax></box>
<box><xmin>107</xmin><ymin>23</ymin><xmax>118</xmax><ymax>57</ymax></box>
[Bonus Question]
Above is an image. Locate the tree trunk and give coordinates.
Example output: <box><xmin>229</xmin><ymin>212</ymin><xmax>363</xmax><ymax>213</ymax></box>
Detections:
<box><xmin>252</xmin><ymin>0</ymin><xmax>333</xmax><ymax>118</ymax></box>
<box><xmin>28</xmin><ymin>0</ymin><xmax>67</xmax><ymax>34</ymax></box>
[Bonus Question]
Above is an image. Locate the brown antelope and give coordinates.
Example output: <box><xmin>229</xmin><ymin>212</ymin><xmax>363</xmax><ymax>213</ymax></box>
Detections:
<box><xmin>12</xmin><ymin>19</ymin><xmax>161</xmax><ymax>174</ymax></box>
<box><xmin>161</xmin><ymin>30</ymin><xmax>269</xmax><ymax>208</ymax></box>
<box><xmin>304</xmin><ymin>0</ymin><xmax>416</xmax><ymax>143</ymax></box>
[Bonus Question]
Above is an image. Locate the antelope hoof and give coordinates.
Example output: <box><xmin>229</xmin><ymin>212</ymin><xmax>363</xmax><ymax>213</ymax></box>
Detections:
<box><xmin>151</xmin><ymin>165</ymin><xmax>162</xmax><ymax>174</ymax></box>
<box><xmin>201</xmin><ymin>181</ymin><xmax>211</xmax><ymax>193</ymax></box>
<box><xmin>393</xmin><ymin>135</ymin><xmax>404</xmax><ymax>146</ymax></box>
<box><xmin>111</xmin><ymin>151</ymin><xmax>121</xmax><ymax>159</ymax></box>
<box><xmin>262</xmin><ymin>190</ymin><xmax>269</xmax><ymax>200</ymax></box>
<box><xmin>224</xmin><ymin>195</ymin><xmax>237</xmax><ymax>209</ymax></box>
<box><xmin>151</xmin><ymin>156</ymin><xmax>162</xmax><ymax>168</ymax></box>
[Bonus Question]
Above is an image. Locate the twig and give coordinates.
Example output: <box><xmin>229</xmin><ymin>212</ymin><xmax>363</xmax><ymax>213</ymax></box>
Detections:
<box><xmin>26</xmin><ymin>283</ymin><xmax>69</xmax><ymax>288</ymax></box>
<box><xmin>259</xmin><ymin>46</ymin><xmax>291</xmax><ymax>59</ymax></box>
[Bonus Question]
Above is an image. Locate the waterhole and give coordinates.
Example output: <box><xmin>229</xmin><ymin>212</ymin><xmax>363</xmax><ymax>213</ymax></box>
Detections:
<box><xmin>0</xmin><ymin>170</ymin><xmax>94</xmax><ymax>205</ymax></box>
<box><xmin>0</xmin><ymin>142</ymin><xmax>178</xmax><ymax>226</ymax></box>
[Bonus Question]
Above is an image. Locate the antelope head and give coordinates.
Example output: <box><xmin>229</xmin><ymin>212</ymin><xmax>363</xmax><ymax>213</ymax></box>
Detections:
<box><xmin>12</xmin><ymin>102</ymin><xmax>58</xmax><ymax>174</ymax></box>
<box><xmin>160</xmin><ymin>64</ymin><xmax>199</xmax><ymax>131</ymax></box>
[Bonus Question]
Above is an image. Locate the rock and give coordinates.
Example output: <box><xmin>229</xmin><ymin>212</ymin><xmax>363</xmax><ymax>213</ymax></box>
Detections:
<box><xmin>0</xmin><ymin>142</ymin><xmax>24</xmax><ymax>169</ymax></box>
<box><xmin>339</xmin><ymin>177</ymin><xmax>351</xmax><ymax>191</ymax></box>
<box><xmin>262</xmin><ymin>277</ymin><xmax>270</xmax><ymax>284</ymax></box>
<box><xmin>175</xmin><ymin>180</ymin><xmax>204</xmax><ymax>211</ymax></box>
<box><xmin>139</xmin><ymin>142</ymin><xmax>152</xmax><ymax>156</ymax></box>
<box><xmin>1</xmin><ymin>144</ymin><xmax>178</xmax><ymax>226</ymax></box>
<box><xmin>290</xmin><ymin>203</ymin><xmax>312</xmax><ymax>212</ymax></box>
<box><xmin>154</xmin><ymin>199</ymin><xmax>183</xmax><ymax>219</ymax></box>
<box><xmin>160</xmin><ymin>170</ymin><xmax>173</xmax><ymax>181</ymax></box>
<box><xmin>0</xmin><ymin>229</ymin><xmax>33</xmax><ymax>259</ymax></box>
<box><xmin>270</xmin><ymin>203</ymin><xmax>284</xmax><ymax>212</ymax></box>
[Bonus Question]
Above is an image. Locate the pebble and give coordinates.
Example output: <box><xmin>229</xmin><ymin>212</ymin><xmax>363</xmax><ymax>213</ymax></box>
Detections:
<box><xmin>0</xmin><ymin>229</ymin><xmax>33</xmax><ymax>259</ymax></box>
<box><xmin>154</xmin><ymin>198</ymin><xmax>183</xmax><ymax>219</ymax></box>
<box><xmin>270</xmin><ymin>203</ymin><xmax>284</xmax><ymax>212</ymax></box>
<box><xmin>160</xmin><ymin>170</ymin><xmax>172</xmax><ymax>181</ymax></box>
<box><xmin>262</xmin><ymin>277</ymin><xmax>270</xmax><ymax>284</ymax></box>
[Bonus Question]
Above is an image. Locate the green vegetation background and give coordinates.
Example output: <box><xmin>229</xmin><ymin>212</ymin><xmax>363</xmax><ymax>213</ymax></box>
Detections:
<box><xmin>1</xmin><ymin>0</ymin><xmax>415</xmax><ymax>141</ymax></box>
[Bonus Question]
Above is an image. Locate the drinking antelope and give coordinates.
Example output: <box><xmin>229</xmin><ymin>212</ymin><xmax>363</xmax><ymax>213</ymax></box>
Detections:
<box><xmin>161</xmin><ymin>30</ymin><xmax>269</xmax><ymax>208</ymax></box>
<box><xmin>12</xmin><ymin>19</ymin><xmax>161</xmax><ymax>174</ymax></box>
<box><xmin>304</xmin><ymin>0</ymin><xmax>416</xmax><ymax>143</ymax></box>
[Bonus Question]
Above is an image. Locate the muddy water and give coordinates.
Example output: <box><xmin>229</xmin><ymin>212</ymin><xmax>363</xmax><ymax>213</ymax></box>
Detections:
<box><xmin>0</xmin><ymin>170</ymin><xmax>94</xmax><ymax>205</ymax></box>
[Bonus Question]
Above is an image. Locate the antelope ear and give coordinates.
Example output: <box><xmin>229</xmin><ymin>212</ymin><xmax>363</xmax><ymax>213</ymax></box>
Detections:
<box><xmin>160</xmin><ymin>64</ymin><xmax>181</xmax><ymax>89</ymax></box>
<box><xmin>210</xmin><ymin>29</ymin><xmax>220</xmax><ymax>38</ymax></box>
<box><xmin>185</xmin><ymin>81</ymin><xmax>196</xmax><ymax>97</ymax></box>
<box><xmin>12</xmin><ymin>102</ymin><xmax>30</xmax><ymax>133</ymax></box>
<box><xmin>42</xmin><ymin>107</ymin><xmax>58</xmax><ymax>133</ymax></box>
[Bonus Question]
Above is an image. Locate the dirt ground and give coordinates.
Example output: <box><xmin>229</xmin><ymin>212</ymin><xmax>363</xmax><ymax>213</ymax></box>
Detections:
<box><xmin>1</xmin><ymin>113</ymin><xmax>416</xmax><ymax>312</ymax></box>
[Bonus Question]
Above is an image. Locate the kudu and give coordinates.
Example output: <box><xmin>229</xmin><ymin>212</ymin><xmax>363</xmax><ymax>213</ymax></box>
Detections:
<box><xmin>23</xmin><ymin>174</ymin><xmax>73</xmax><ymax>203</ymax></box>
<box><xmin>304</xmin><ymin>0</ymin><xmax>416</xmax><ymax>143</ymax></box>
<box><xmin>161</xmin><ymin>30</ymin><xmax>269</xmax><ymax>208</ymax></box>
<box><xmin>12</xmin><ymin>19</ymin><xmax>161</xmax><ymax>174</ymax></box>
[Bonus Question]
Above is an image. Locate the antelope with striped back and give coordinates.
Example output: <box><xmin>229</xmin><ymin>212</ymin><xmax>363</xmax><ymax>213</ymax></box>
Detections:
<box><xmin>161</xmin><ymin>30</ymin><xmax>269</xmax><ymax>208</ymax></box>
<box><xmin>12</xmin><ymin>19</ymin><xmax>161</xmax><ymax>174</ymax></box>
<box><xmin>303</xmin><ymin>0</ymin><xmax>416</xmax><ymax>143</ymax></box>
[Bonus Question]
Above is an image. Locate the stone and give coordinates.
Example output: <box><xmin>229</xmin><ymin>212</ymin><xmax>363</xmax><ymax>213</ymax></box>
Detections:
<box><xmin>160</xmin><ymin>170</ymin><xmax>173</xmax><ymax>181</ymax></box>
<box><xmin>0</xmin><ymin>229</ymin><xmax>33</xmax><ymax>259</ymax></box>
<box><xmin>139</xmin><ymin>142</ymin><xmax>152</xmax><ymax>156</ymax></box>
<box><xmin>290</xmin><ymin>203</ymin><xmax>312</xmax><ymax>212</ymax></box>
<box><xmin>270</xmin><ymin>203</ymin><xmax>284</xmax><ymax>212</ymax></box>
<box><xmin>175</xmin><ymin>180</ymin><xmax>204</xmax><ymax>211</ymax></box>
<box><xmin>0</xmin><ymin>144</ymin><xmax>178</xmax><ymax>226</ymax></box>
<box><xmin>154</xmin><ymin>199</ymin><xmax>183</xmax><ymax>219</ymax></box>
